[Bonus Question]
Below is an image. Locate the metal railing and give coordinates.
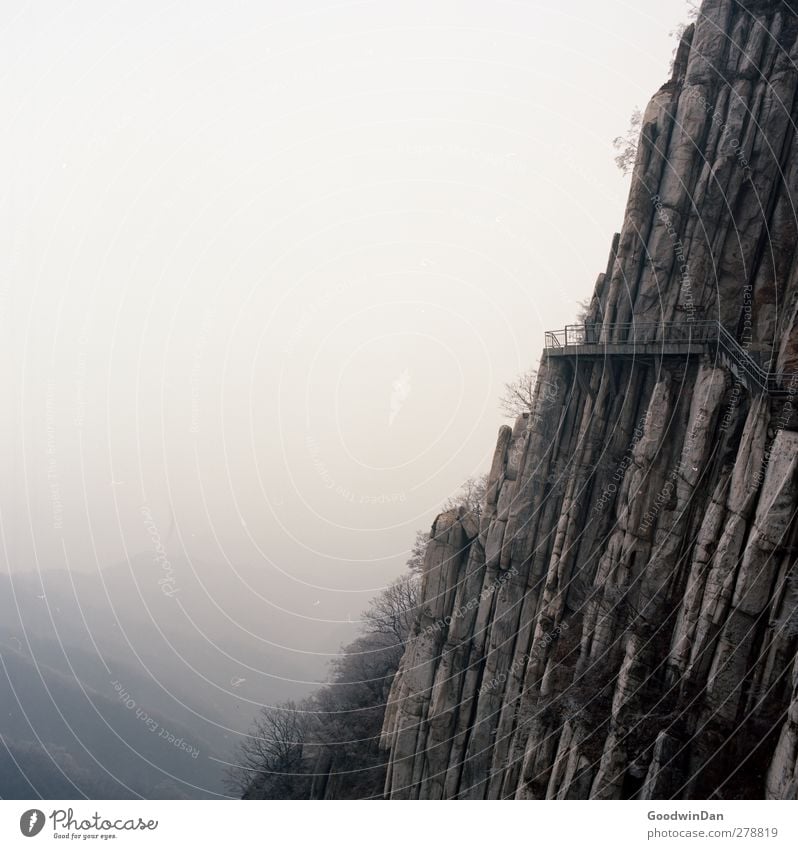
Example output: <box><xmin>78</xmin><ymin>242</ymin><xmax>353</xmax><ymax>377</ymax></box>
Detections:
<box><xmin>543</xmin><ymin>320</ymin><xmax>796</xmax><ymax>396</ymax></box>
<box><xmin>544</xmin><ymin>321</ymin><xmax>718</xmax><ymax>348</ymax></box>
<box><xmin>714</xmin><ymin>324</ymin><xmax>787</xmax><ymax>394</ymax></box>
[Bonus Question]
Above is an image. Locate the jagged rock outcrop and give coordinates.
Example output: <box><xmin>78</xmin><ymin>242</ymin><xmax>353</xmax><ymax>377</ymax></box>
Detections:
<box><xmin>381</xmin><ymin>0</ymin><xmax>798</xmax><ymax>799</ymax></box>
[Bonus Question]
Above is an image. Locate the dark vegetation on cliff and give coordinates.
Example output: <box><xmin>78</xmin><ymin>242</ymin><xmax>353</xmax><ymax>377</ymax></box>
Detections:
<box><xmin>232</xmin><ymin>480</ymin><xmax>485</xmax><ymax>799</ymax></box>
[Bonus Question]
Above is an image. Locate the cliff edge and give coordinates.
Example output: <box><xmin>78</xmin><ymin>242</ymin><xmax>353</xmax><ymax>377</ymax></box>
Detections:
<box><xmin>380</xmin><ymin>0</ymin><xmax>798</xmax><ymax>800</ymax></box>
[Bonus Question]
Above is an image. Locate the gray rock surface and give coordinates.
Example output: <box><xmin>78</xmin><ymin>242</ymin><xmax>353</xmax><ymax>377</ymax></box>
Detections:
<box><xmin>381</xmin><ymin>0</ymin><xmax>798</xmax><ymax>799</ymax></box>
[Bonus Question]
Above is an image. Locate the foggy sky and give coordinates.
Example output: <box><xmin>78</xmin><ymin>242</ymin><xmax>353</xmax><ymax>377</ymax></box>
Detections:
<box><xmin>1</xmin><ymin>0</ymin><xmax>694</xmax><ymax>658</ymax></box>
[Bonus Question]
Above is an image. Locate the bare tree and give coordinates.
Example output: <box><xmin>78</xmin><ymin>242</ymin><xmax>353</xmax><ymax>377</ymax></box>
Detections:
<box><xmin>668</xmin><ymin>6</ymin><xmax>699</xmax><ymax>74</ymax></box>
<box><xmin>327</xmin><ymin>632</ymin><xmax>403</xmax><ymax>706</ymax></box>
<box><xmin>612</xmin><ymin>107</ymin><xmax>642</xmax><ymax>175</ymax></box>
<box><xmin>228</xmin><ymin>700</ymin><xmax>310</xmax><ymax>799</ymax></box>
<box><xmin>362</xmin><ymin>573</ymin><xmax>420</xmax><ymax>647</ymax></box>
<box><xmin>499</xmin><ymin>368</ymin><xmax>538</xmax><ymax>418</ymax></box>
<box><xmin>615</xmin><ymin>6</ymin><xmax>697</xmax><ymax>176</ymax></box>
<box><xmin>575</xmin><ymin>296</ymin><xmax>592</xmax><ymax>324</ymax></box>
<box><xmin>307</xmin><ymin>631</ymin><xmax>401</xmax><ymax>798</ymax></box>
<box><xmin>442</xmin><ymin>474</ymin><xmax>488</xmax><ymax>520</ymax></box>
<box><xmin>405</xmin><ymin>475</ymin><xmax>488</xmax><ymax>581</ymax></box>
<box><xmin>406</xmin><ymin>528</ymin><xmax>429</xmax><ymax>575</ymax></box>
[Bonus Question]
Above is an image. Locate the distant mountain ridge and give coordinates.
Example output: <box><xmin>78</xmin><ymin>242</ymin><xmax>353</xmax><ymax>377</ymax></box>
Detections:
<box><xmin>0</xmin><ymin>559</ymin><xmax>329</xmax><ymax>798</ymax></box>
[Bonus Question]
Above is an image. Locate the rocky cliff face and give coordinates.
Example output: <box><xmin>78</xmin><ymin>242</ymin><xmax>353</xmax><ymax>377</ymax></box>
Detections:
<box><xmin>380</xmin><ymin>0</ymin><xmax>798</xmax><ymax>800</ymax></box>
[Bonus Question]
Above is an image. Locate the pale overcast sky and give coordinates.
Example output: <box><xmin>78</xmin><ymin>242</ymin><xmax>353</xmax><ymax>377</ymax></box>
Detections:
<box><xmin>1</xmin><ymin>0</ymin><xmax>694</xmax><ymax>644</ymax></box>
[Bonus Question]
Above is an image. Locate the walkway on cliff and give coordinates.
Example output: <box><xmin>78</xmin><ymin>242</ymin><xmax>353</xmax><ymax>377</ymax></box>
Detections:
<box><xmin>543</xmin><ymin>320</ymin><xmax>795</xmax><ymax>397</ymax></box>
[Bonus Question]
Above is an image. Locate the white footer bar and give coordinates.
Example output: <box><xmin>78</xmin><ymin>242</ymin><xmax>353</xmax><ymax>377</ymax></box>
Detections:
<box><xmin>1</xmin><ymin>800</ymin><xmax>795</xmax><ymax>848</ymax></box>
